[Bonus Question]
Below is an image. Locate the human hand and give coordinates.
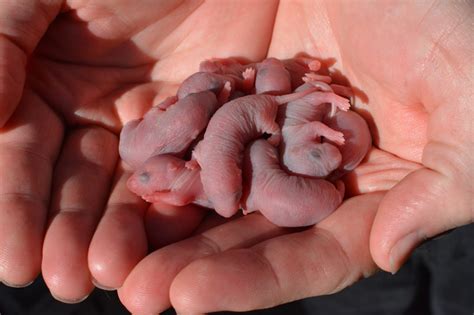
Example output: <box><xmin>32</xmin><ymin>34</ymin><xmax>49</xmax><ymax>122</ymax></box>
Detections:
<box><xmin>0</xmin><ymin>0</ymin><xmax>279</xmax><ymax>302</ymax></box>
<box><xmin>116</xmin><ymin>1</ymin><xmax>473</xmax><ymax>313</ymax></box>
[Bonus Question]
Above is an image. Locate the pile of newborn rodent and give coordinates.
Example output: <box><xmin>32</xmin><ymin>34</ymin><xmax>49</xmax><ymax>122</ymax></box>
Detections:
<box><xmin>119</xmin><ymin>57</ymin><xmax>371</xmax><ymax>227</ymax></box>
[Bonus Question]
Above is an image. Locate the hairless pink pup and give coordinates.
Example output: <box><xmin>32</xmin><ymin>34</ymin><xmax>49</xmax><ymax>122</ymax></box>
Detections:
<box><xmin>119</xmin><ymin>91</ymin><xmax>220</xmax><ymax>170</ymax></box>
<box><xmin>324</xmin><ymin>109</ymin><xmax>372</xmax><ymax>179</ymax></box>
<box><xmin>281</xmin><ymin>122</ymin><xmax>345</xmax><ymax>177</ymax></box>
<box><xmin>120</xmin><ymin>56</ymin><xmax>371</xmax><ymax>229</ymax></box>
<box><xmin>254</xmin><ymin>57</ymin><xmax>292</xmax><ymax>95</ymax></box>
<box><xmin>200</xmin><ymin>56</ymin><xmax>326</xmax><ymax>95</ymax></box>
<box><xmin>192</xmin><ymin>88</ymin><xmax>319</xmax><ymax>218</ymax></box>
<box><xmin>127</xmin><ymin>154</ymin><xmax>211</xmax><ymax>208</ymax></box>
<box><xmin>278</xmin><ymin>81</ymin><xmax>350</xmax><ymax>127</ymax></box>
<box><xmin>177</xmin><ymin>69</ymin><xmax>255</xmax><ymax>101</ymax></box>
<box><xmin>278</xmin><ymin>82</ymin><xmax>352</xmax><ymax>177</ymax></box>
<box><xmin>199</xmin><ymin>57</ymin><xmax>293</xmax><ymax>95</ymax></box>
<box><xmin>279</xmin><ymin>79</ymin><xmax>371</xmax><ymax>178</ymax></box>
<box><xmin>242</xmin><ymin>139</ymin><xmax>344</xmax><ymax>227</ymax></box>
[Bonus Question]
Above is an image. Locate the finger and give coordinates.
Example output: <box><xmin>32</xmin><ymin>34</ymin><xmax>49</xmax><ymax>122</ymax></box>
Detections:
<box><xmin>0</xmin><ymin>90</ymin><xmax>63</xmax><ymax>286</ymax></box>
<box><xmin>118</xmin><ymin>213</ymin><xmax>289</xmax><ymax>315</ymax></box>
<box><xmin>168</xmin><ymin>193</ymin><xmax>383</xmax><ymax>314</ymax></box>
<box><xmin>370</xmin><ymin>168</ymin><xmax>473</xmax><ymax>274</ymax></box>
<box><xmin>0</xmin><ymin>0</ymin><xmax>61</xmax><ymax>126</ymax></box>
<box><xmin>42</xmin><ymin>127</ymin><xmax>118</xmax><ymax>303</ymax></box>
<box><xmin>88</xmin><ymin>161</ymin><xmax>149</xmax><ymax>290</ymax></box>
<box><xmin>145</xmin><ymin>202</ymin><xmax>207</xmax><ymax>250</ymax></box>
<box><xmin>342</xmin><ymin>148</ymin><xmax>422</xmax><ymax>197</ymax></box>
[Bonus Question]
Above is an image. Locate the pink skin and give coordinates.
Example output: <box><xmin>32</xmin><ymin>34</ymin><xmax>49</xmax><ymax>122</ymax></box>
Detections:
<box><xmin>119</xmin><ymin>91</ymin><xmax>218</xmax><ymax>170</ymax></box>
<box><xmin>200</xmin><ymin>56</ymin><xmax>324</xmax><ymax>94</ymax></box>
<box><xmin>242</xmin><ymin>139</ymin><xmax>344</xmax><ymax>227</ymax></box>
<box><xmin>303</xmin><ymin>72</ymin><xmax>332</xmax><ymax>84</ymax></box>
<box><xmin>277</xmin><ymin>82</ymin><xmax>351</xmax><ymax>127</ymax></box>
<box><xmin>281</xmin><ymin>121</ymin><xmax>345</xmax><ymax>177</ymax></box>
<box><xmin>199</xmin><ymin>58</ymin><xmax>258</xmax><ymax>97</ymax></box>
<box><xmin>324</xmin><ymin>110</ymin><xmax>372</xmax><ymax>179</ymax></box>
<box><xmin>177</xmin><ymin>70</ymin><xmax>255</xmax><ymax>100</ymax></box>
<box><xmin>255</xmin><ymin>57</ymin><xmax>292</xmax><ymax>95</ymax></box>
<box><xmin>156</xmin><ymin>95</ymin><xmax>178</xmax><ymax>110</ymax></box>
<box><xmin>277</xmin><ymin>82</ymin><xmax>351</xmax><ymax>177</ymax></box>
<box><xmin>127</xmin><ymin>154</ymin><xmax>211</xmax><ymax>208</ymax></box>
<box><xmin>302</xmin><ymin>77</ymin><xmax>355</xmax><ymax>109</ymax></box>
<box><xmin>193</xmin><ymin>88</ymin><xmax>318</xmax><ymax>218</ymax></box>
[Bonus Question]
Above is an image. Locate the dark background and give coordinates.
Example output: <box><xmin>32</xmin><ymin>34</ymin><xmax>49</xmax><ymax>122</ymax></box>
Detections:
<box><xmin>1</xmin><ymin>224</ymin><xmax>472</xmax><ymax>315</ymax></box>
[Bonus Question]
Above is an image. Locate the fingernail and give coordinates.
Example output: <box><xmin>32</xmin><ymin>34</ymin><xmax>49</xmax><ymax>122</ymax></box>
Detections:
<box><xmin>51</xmin><ymin>292</ymin><xmax>90</xmax><ymax>304</ymax></box>
<box><xmin>389</xmin><ymin>231</ymin><xmax>422</xmax><ymax>274</ymax></box>
<box><xmin>1</xmin><ymin>279</ymin><xmax>35</xmax><ymax>288</ymax></box>
<box><xmin>92</xmin><ymin>277</ymin><xmax>117</xmax><ymax>291</ymax></box>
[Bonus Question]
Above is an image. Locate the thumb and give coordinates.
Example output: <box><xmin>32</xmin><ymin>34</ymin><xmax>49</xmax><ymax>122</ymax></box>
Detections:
<box><xmin>0</xmin><ymin>0</ymin><xmax>62</xmax><ymax>126</ymax></box>
<box><xmin>370</xmin><ymin>167</ymin><xmax>473</xmax><ymax>274</ymax></box>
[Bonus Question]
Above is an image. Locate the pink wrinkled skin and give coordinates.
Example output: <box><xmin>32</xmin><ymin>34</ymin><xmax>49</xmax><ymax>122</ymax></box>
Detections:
<box><xmin>242</xmin><ymin>139</ymin><xmax>344</xmax><ymax>227</ymax></box>
<box><xmin>119</xmin><ymin>91</ymin><xmax>218</xmax><ymax>169</ymax></box>
<box><xmin>177</xmin><ymin>70</ymin><xmax>255</xmax><ymax>100</ymax></box>
<box><xmin>280</xmin><ymin>122</ymin><xmax>344</xmax><ymax>177</ymax></box>
<box><xmin>278</xmin><ymin>82</ymin><xmax>353</xmax><ymax>177</ymax></box>
<box><xmin>120</xmin><ymin>56</ymin><xmax>372</xmax><ymax>227</ymax></box>
<box><xmin>255</xmin><ymin>57</ymin><xmax>292</xmax><ymax>95</ymax></box>
<box><xmin>127</xmin><ymin>154</ymin><xmax>210</xmax><ymax>208</ymax></box>
<box><xmin>325</xmin><ymin>109</ymin><xmax>372</xmax><ymax>178</ymax></box>
<box><xmin>192</xmin><ymin>88</ymin><xmax>319</xmax><ymax>218</ymax></box>
<box><xmin>200</xmin><ymin>56</ymin><xmax>324</xmax><ymax>94</ymax></box>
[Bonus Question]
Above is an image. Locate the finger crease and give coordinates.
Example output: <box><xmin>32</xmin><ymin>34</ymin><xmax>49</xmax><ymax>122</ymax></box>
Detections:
<box><xmin>0</xmin><ymin>142</ymin><xmax>54</xmax><ymax>165</ymax></box>
<box><xmin>197</xmin><ymin>234</ymin><xmax>222</xmax><ymax>256</ymax></box>
<box><xmin>0</xmin><ymin>192</ymin><xmax>48</xmax><ymax>207</ymax></box>
<box><xmin>0</xmin><ymin>34</ymin><xmax>28</xmax><ymax>58</ymax></box>
<box><xmin>313</xmin><ymin>228</ymin><xmax>354</xmax><ymax>294</ymax></box>
<box><xmin>252</xmin><ymin>249</ymin><xmax>282</xmax><ymax>296</ymax></box>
